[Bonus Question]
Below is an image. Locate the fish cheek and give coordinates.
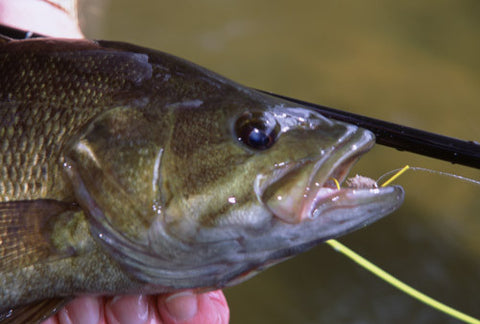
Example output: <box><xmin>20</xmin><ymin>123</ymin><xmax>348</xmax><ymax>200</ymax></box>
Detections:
<box><xmin>63</xmin><ymin>106</ymin><xmax>171</xmax><ymax>242</ymax></box>
<box><xmin>161</xmin><ymin>107</ymin><xmax>243</xmax><ymax>211</ymax></box>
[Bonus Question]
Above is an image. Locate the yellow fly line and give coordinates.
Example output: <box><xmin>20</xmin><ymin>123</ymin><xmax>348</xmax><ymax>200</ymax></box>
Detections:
<box><xmin>326</xmin><ymin>165</ymin><xmax>480</xmax><ymax>324</ymax></box>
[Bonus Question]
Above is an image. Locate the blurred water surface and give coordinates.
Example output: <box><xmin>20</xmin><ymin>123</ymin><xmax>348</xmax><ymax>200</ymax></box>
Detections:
<box><xmin>85</xmin><ymin>1</ymin><xmax>480</xmax><ymax>323</ymax></box>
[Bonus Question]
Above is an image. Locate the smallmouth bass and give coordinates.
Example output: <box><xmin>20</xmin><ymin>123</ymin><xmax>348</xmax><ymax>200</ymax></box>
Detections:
<box><xmin>0</xmin><ymin>37</ymin><xmax>404</xmax><ymax>322</ymax></box>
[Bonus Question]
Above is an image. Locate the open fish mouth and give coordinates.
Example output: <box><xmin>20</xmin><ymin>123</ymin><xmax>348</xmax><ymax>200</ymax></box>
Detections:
<box><xmin>301</xmin><ymin>147</ymin><xmax>374</xmax><ymax>221</ymax></box>
<box><xmin>256</xmin><ymin>127</ymin><xmax>404</xmax><ymax>226</ymax></box>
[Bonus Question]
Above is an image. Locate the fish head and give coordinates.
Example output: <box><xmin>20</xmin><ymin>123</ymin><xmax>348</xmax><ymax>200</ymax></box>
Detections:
<box><xmin>64</xmin><ymin>49</ymin><xmax>404</xmax><ymax>291</ymax></box>
<box><xmin>154</xmin><ymin>93</ymin><xmax>404</xmax><ymax>289</ymax></box>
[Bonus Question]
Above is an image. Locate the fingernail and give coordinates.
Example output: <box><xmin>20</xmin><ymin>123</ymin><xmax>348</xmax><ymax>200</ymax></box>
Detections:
<box><xmin>61</xmin><ymin>296</ymin><xmax>100</xmax><ymax>324</ymax></box>
<box><xmin>107</xmin><ymin>295</ymin><xmax>149</xmax><ymax>324</ymax></box>
<box><xmin>164</xmin><ymin>291</ymin><xmax>198</xmax><ymax>321</ymax></box>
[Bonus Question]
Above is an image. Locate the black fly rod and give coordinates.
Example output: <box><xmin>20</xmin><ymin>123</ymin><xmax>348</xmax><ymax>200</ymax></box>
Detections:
<box><xmin>261</xmin><ymin>91</ymin><xmax>480</xmax><ymax>170</ymax></box>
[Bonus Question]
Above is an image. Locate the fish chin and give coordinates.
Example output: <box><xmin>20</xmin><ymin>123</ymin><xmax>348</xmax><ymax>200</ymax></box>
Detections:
<box><xmin>215</xmin><ymin>185</ymin><xmax>405</xmax><ymax>289</ymax></box>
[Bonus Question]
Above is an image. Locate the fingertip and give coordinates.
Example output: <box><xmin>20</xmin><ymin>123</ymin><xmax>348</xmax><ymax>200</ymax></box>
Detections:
<box><xmin>157</xmin><ymin>290</ymin><xmax>229</xmax><ymax>324</ymax></box>
<box><xmin>105</xmin><ymin>295</ymin><xmax>157</xmax><ymax>324</ymax></box>
<box><xmin>57</xmin><ymin>296</ymin><xmax>102</xmax><ymax>324</ymax></box>
<box><xmin>160</xmin><ymin>291</ymin><xmax>198</xmax><ymax>322</ymax></box>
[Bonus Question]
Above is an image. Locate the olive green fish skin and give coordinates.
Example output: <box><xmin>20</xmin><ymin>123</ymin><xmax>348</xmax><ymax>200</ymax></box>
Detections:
<box><xmin>0</xmin><ymin>39</ymin><xmax>159</xmax><ymax>308</ymax></box>
<box><xmin>0</xmin><ymin>38</ymin><xmax>404</xmax><ymax>313</ymax></box>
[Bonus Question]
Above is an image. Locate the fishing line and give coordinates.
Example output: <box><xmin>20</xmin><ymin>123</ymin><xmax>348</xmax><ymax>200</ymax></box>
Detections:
<box><xmin>377</xmin><ymin>166</ymin><xmax>480</xmax><ymax>187</ymax></box>
<box><xmin>326</xmin><ymin>166</ymin><xmax>480</xmax><ymax>324</ymax></box>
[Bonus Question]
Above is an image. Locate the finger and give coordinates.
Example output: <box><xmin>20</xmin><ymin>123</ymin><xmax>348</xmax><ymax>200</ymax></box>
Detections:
<box><xmin>104</xmin><ymin>294</ymin><xmax>163</xmax><ymax>324</ymax></box>
<box><xmin>157</xmin><ymin>290</ymin><xmax>230</xmax><ymax>324</ymax></box>
<box><xmin>56</xmin><ymin>296</ymin><xmax>105</xmax><ymax>324</ymax></box>
<box><xmin>0</xmin><ymin>0</ymin><xmax>83</xmax><ymax>38</ymax></box>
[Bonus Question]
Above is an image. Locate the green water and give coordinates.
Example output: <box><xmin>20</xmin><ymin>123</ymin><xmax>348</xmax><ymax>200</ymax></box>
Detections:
<box><xmin>87</xmin><ymin>1</ymin><xmax>480</xmax><ymax>323</ymax></box>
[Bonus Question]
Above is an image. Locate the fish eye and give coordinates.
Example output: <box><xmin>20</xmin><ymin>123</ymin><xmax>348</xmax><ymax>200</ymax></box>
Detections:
<box><xmin>234</xmin><ymin>111</ymin><xmax>279</xmax><ymax>150</ymax></box>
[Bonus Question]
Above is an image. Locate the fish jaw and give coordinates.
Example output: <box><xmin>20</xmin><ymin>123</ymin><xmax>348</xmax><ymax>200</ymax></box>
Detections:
<box><xmin>229</xmin><ymin>184</ymin><xmax>404</xmax><ymax>278</ymax></box>
<box><xmin>257</xmin><ymin>122</ymin><xmax>387</xmax><ymax>224</ymax></box>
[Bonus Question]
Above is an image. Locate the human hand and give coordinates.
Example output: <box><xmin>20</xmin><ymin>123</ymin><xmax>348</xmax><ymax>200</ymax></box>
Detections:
<box><xmin>0</xmin><ymin>1</ymin><xmax>230</xmax><ymax>323</ymax></box>
<box><xmin>0</xmin><ymin>0</ymin><xmax>83</xmax><ymax>37</ymax></box>
<box><xmin>41</xmin><ymin>291</ymin><xmax>229</xmax><ymax>324</ymax></box>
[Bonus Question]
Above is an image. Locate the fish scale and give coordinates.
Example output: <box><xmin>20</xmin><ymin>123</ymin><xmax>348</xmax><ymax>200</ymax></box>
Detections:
<box><xmin>0</xmin><ymin>43</ymin><xmax>140</xmax><ymax>202</ymax></box>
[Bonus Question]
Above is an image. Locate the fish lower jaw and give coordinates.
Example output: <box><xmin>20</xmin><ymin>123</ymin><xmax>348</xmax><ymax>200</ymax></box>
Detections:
<box><xmin>302</xmin><ymin>186</ymin><xmax>374</xmax><ymax>220</ymax></box>
<box><xmin>290</xmin><ymin>173</ymin><xmax>383</xmax><ymax>223</ymax></box>
<box><xmin>301</xmin><ymin>167</ymin><xmax>381</xmax><ymax>221</ymax></box>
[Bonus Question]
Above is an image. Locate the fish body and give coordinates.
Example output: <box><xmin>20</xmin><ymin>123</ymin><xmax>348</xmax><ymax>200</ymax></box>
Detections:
<box><xmin>0</xmin><ymin>37</ymin><xmax>404</xmax><ymax>322</ymax></box>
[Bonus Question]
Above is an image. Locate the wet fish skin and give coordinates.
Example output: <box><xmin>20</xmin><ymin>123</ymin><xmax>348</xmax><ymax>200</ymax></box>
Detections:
<box><xmin>0</xmin><ymin>37</ymin><xmax>404</xmax><ymax>321</ymax></box>
<box><xmin>0</xmin><ymin>38</ymin><xmax>163</xmax><ymax>314</ymax></box>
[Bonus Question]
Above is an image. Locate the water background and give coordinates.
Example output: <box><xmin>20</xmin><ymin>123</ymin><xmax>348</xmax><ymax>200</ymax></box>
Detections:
<box><xmin>83</xmin><ymin>1</ymin><xmax>480</xmax><ymax>323</ymax></box>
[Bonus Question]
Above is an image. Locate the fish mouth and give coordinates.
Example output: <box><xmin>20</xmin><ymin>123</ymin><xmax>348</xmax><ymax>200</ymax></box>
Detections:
<box><xmin>257</xmin><ymin>127</ymin><xmax>403</xmax><ymax>225</ymax></box>
<box><xmin>300</xmin><ymin>144</ymin><xmax>371</xmax><ymax>221</ymax></box>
